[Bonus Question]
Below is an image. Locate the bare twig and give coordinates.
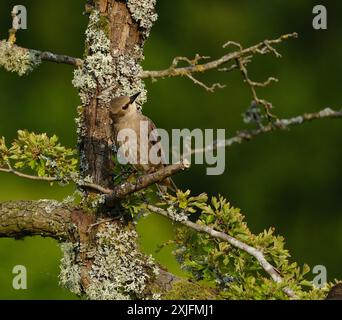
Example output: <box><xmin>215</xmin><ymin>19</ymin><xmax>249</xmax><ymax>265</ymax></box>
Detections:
<box><xmin>146</xmin><ymin>204</ymin><xmax>297</xmax><ymax>299</ymax></box>
<box><xmin>186</xmin><ymin>74</ymin><xmax>226</xmax><ymax>92</ymax></box>
<box><xmin>140</xmin><ymin>33</ymin><xmax>298</xmax><ymax>83</ymax></box>
<box><xmin>236</xmin><ymin>57</ymin><xmax>277</xmax><ymax>119</ymax></box>
<box><xmin>192</xmin><ymin>108</ymin><xmax>342</xmax><ymax>155</ymax></box>
<box><xmin>0</xmin><ymin>162</ymin><xmax>189</xmax><ymax>199</ymax></box>
<box><xmin>37</xmin><ymin>50</ymin><xmax>83</xmax><ymax>67</ymax></box>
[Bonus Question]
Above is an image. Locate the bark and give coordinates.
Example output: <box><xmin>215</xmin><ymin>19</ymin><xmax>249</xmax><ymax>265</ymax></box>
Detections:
<box><xmin>0</xmin><ymin>200</ymin><xmax>74</xmax><ymax>240</ymax></box>
<box><xmin>81</xmin><ymin>0</ymin><xmax>147</xmax><ymax>190</ymax></box>
<box><xmin>0</xmin><ymin>200</ymin><xmax>216</xmax><ymax>299</ymax></box>
<box><xmin>0</xmin><ymin>0</ymin><xmax>217</xmax><ymax>300</ymax></box>
<box><xmin>0</xmin><ymin>200</ymin><xmax>95</xmax><ymax>242</ymax></box>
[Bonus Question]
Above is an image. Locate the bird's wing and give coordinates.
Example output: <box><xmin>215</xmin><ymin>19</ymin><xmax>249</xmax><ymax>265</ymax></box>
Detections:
<box><xmin>142</xmin><ymin>115</ymin><xmax>168</xmax><ymax>166</ymax></box>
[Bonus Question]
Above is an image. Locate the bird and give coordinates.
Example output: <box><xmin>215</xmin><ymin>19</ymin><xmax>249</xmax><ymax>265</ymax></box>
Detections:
<box><xmin>109</xmin><ymin>92</ymin><xmax>177</xmax><ymax>194</ymax></box>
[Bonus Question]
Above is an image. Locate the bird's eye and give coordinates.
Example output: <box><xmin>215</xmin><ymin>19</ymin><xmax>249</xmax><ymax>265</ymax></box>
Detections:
<box><xmin>122</xmin><ymin>104</ymin><xmax>129</xmax><ymax>110</ymax></box>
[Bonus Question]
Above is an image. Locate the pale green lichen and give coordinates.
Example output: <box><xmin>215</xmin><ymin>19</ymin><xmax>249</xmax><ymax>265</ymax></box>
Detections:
<box><xmin>59</xmin><ymin>243</ymin><xmax>82</xmax><ymax>295</ymax></box>
<box><xmin>127</xmin><ymin>0</ymin><xmax>158</xmax><ymax>37</ymax></box>
<box><xmin>113</xmin><ymin>48</ymin><xmax>147</xmax><ymax>104</ymax></box>
<box><xmin>38</xmin><ymin>199</ymin><xmax>62</xmax><ymax>214</ymax></box>
<box><xmin>0</xmin><ymin>40</ymin><xmax>41</xmax><ymax>76</ymax></box>
<box><xmin>59</xmin><ymin>223</ymin><xmax>159</xmax><ymax>300</ymax></box>
<box><xmin>85</xmin><ymin>223</ymin><xmax>159</xmax><ymax>299</ymax></box>
<box><xmin>72</xmin><ymin>11</ymin><xmax>115</xmax><ymax>105</ymax></box>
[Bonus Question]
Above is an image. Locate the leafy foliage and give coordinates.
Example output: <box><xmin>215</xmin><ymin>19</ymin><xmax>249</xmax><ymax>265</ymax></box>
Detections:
<box><xmin>0</xmin><ymin>130</ymin><xmax>78</xmax><ymax>181</ymax></box>
<box><xmin>155</xmin><ymin>191</ymin><xmax>333</xmax><ymax>300</ymax></box>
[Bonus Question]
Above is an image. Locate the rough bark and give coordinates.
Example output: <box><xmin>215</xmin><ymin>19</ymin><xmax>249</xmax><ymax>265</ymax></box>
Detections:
<box><xmin>0</xmin><ymin>200</ymin><xmax>216</xmax><ymax>299</ymax></box>
<box><xmin>0</xmin><ymin>200</ymin><xmax>74</xmax><ymax>240</ymax></box>
<box><xmin>81</xmin><ymin>0</ymin><xmax>147</xmax><ymax>190</ymax></box>
<box><xmin>0</xmin><ymin>200</ymin><xmax>96</xmax><ymax>242</ymax></box>
<box><xmin>0</xmin><ymin>0</ymin><xmax>218</xmax><ymax>300</ymax></box>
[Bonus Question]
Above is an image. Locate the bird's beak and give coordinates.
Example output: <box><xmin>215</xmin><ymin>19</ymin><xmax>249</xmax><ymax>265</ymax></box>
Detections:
<box><xmin>129</xmin><ymin>92</ymin><xmax>141</xmax><ymax>104</ymax></box>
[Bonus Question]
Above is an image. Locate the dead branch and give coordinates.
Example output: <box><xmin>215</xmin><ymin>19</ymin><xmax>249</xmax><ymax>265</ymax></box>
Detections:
<box><xmin>140</xmin><ymin>33</ymin><xmax>298</xmax><ymax>92</ymax></box>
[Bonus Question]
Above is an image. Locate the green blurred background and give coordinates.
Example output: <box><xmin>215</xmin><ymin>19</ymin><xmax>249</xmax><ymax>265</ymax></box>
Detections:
<box><xmin>0</xmin><ymin>0</ymin><xmax>341</xmax><ymax>299</ymax></box>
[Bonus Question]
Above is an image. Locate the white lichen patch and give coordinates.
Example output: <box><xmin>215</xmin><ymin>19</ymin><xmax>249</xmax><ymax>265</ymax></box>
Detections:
<box><xmin>59</xmin><ymin>243</ymin><xmax>82</xmax><ymax>295</ymax></box>
<box><xmin>38</xmin><ymin>199</ymin><xmax>62</xmax><ymax>214</ymax></box>
<box><xmin>85</xmin><ymin>223</ymin><xmax>158</xmax><ymax>300</ymax></box>
<box><xmin>167</xmin><ymin>206</ymin><xmax>189</xmax><ymax>222</ymax></box>
<box><xmin>127</xmin><ymin>0</ymin><xmax>158</xmax><ymax>37</ymax></box>
<box><xmin>73</xmin><ymin>9</ymin><xmax>149</xmax><ymax>112</ymax></box>
<box><xmin>0</xmin><ymin>40</ymin><xmax>41</xmax><ymax>76</ymax></box>
<box><xmin>72</xmin><ymin>11</ymin><xmax>115</xmax><ymax>105</ymax></box>
<box><xmin>113</xmin><ymin>49</ymin><xmax>147</xmax><ymax>104</ymax></box>
<box><xmin>59</xmin><ymin>223</ymin><xmax>159</xmax><ymax>300</ymax></box>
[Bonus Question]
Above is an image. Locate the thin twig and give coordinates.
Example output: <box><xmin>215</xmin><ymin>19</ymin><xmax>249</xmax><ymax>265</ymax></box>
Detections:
<box><xmin>146</xmin><ymin>204</ymin><xmax>297</xmax><ymax>299</ymax></box>
<box><xmin>0</xmin><ymin>166</ymin><xmax>111</xmax><ymax>193</ymax></box>
<box><xmin>192</xmin><ymin>107</ymin><xmax>342</xmax><ymax>155</ymax></box>
<box><xmin>186</xmin><ymin>74</ymin><xmax>226</xmax><ymax>92</ymax></box>
<box><xmin>140</xmin><ymin>33</ymin><xmax>298</xmax><ymax>80</ymax></box>
<box><xmin>38</xmin><ymin>50</ymin><xmax>83</xmax><ymax>67</ymax></box>
<box><xmin>236</xmin><ymin>57</ymin><xmax>277</xmax><ymax>119</ymax></box>
<box><xmin>0</xmin><ymin>41</ymin><xmax>83</xmax><ymax>67</ymax></box>
<box><xmin>0</xmin><ymin>167</ymin><xmax>56</xmax><ymax>182</ymax></box>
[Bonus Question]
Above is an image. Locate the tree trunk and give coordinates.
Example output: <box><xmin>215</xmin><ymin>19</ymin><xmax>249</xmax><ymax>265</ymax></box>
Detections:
<box><xmin>80</xmin><ymin>0</ymin><xmax>152</xmax><ymax>190</ymax></box>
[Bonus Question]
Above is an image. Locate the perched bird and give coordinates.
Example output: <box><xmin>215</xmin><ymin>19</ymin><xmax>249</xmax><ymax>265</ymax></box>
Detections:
<box><xmin>109</xmin><ymin>92</ymin><xmax>177</xmax><ymax>193</ymax></box>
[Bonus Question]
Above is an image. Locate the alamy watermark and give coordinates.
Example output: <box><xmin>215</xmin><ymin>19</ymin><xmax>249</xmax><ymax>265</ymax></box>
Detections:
<box><xmin>116</xmin><ymin>122</ymin><xmax>226</xmax><ymax>175</ymax></box>
<box><xmin>313</xmin><ymin>265</ymin><xmax>327</xmax><ymax>288</ymax></box>
<box><xmin>12</xmin><ymin>265</ymin><xmax>27</xmax><ymax>290</ymax></box>
<box><xmin>12</xmin><ymin>5</ymin><xmax>27</xmax><ymax>30</ymax></box>
<box><xmin>313</xmin><ymin>5</ymin><xmax>327</xmax><ymax>30</ymax></box>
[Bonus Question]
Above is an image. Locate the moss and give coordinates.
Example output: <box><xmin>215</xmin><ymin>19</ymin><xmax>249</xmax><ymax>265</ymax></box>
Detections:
<box><xmin>97</xmin><ymin>14</ymin><xmax>110</xmax><ymax>37</ymax></box>
<box><xmin>162</xmin><ymin>279</ymin><xmax>217</xmax><ymax>300</ymax></box>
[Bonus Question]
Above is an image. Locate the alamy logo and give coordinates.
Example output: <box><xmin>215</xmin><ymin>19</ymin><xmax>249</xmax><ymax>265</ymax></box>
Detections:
<box><xmin>12</xmin><ymin>5</ymin><xmax>27</xmax><ymax>30</ymax></box>
<box><xmin>313</xmin><ymin>5</ymin><xmax>327</xmax><ymax>30</ymax></box>
<box><xmin>12</xmin><ymin>265</ymin><xmax>27</xmax><ymax>290</ymax></box>
<box><xmin>116</xmin><ymin>121</ymin><xmax>226</xmax><ymax>175</ymax></box>
<box><xmin>313</xmin><ymin>265</ymin><xmax>327</xmax><ymax>288</ymax></box>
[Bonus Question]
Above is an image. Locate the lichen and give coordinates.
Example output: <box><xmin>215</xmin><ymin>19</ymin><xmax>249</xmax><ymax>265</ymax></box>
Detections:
<box><xmin>127</xmin><ymin>0</ymin><xmax>158</xmax><ymax>38</ymax></box>
<box><xmin>0</xmin><ymin>40</ymin><xmax>41</xmax><ymax>76</ymax></box>
<box><xmin>59</xmin><ymin>223</ymin><xmax>159</xmax><ymax>300</ymax></box>
<box><xmin>72</xmin><ymin>11</ymin><xmax>115</xmax><ymax>105</ymax></box>
<box><xmin>86</xmin><ymin>223</ymin><xmax>159</xmax><ymax>299</ymax></box>
<box><xmin>59</xmin><ymin>243</ymin><xmax>82</xmax><ymax>295</ymax></box>
<box><xmin>112</xmin><ymin>46</ymin><xmax>147</xmax><ymax>104</ymax></box>
<box><xmin>38</xmin><ymin>199</ymin><xmax>62</xmax><ymax>214</ymax></box>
